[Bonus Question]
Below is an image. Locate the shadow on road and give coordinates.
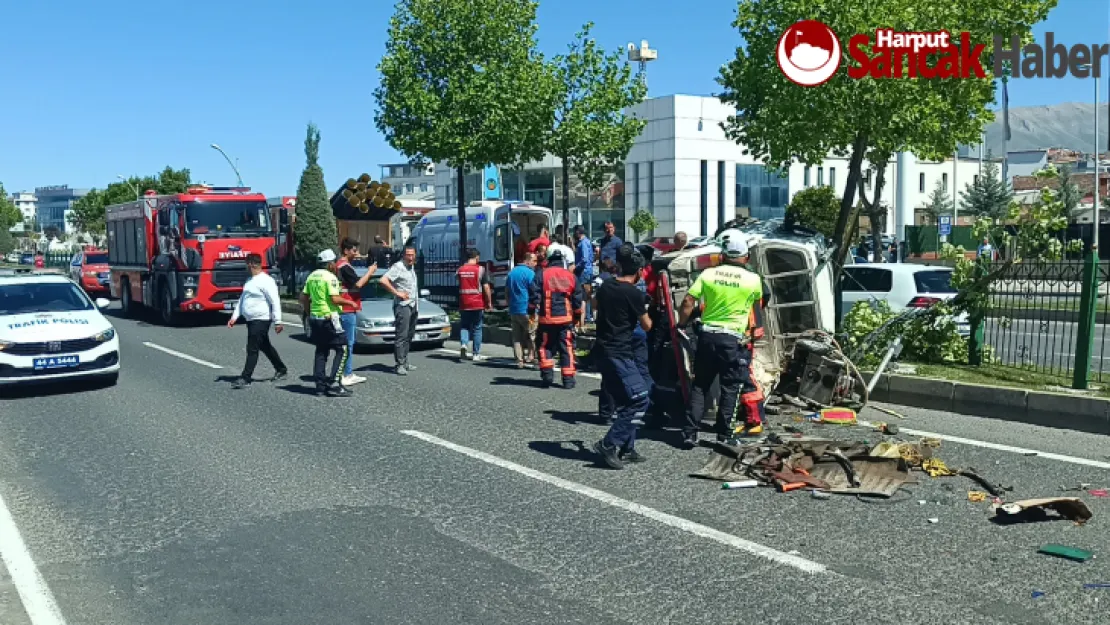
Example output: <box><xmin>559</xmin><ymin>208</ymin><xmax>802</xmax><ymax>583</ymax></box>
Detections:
<box><xmin>0</xmin><ymin>376</ymin><xmax>116</xmax><ymax>399</ymax></box>
<box><xmin>546</xmin><ymin>409</ymin><xmax>600</xmax><ymax>426</ymax></box>
<box><xmin>354</xmin><ymin>363</ymin><xmax>399</xmax><ymax>374</ymax></box>
<box><xmin>490</xmin><ymin>376</ymin><xmax>548</xmax><ymax>389</ymax></box>
<box><xmin>277</xmin><ymin>384</ymin><xmax>322</xmax><ymax>397</ymax></box>
<box><xmin>528</xmin><ymin>440</ymin><xmax>596</xmax><ymax>463</ymax></box>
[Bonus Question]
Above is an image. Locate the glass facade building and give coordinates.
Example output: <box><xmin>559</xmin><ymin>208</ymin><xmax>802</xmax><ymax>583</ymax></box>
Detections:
<box><xmin>735</xmin><ymin>164</ymin><xmax>790</xmax><ymax>221</ymax></box>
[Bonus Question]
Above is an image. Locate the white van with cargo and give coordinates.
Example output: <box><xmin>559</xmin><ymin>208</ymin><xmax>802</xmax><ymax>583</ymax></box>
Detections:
<box><xmin>407</xmin><ymin>200</ymin><xmax>552</xmax><ymax>309</ymax></box>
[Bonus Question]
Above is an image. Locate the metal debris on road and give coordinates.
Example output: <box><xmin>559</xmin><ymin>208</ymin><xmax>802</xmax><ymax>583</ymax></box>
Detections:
<box><xmin>927</xmin><ymin>518</ymin><xmax>939</xmax><ymax>524</ymax></box>
<box><xmin>995</xmin><ymin>498</ymin><xmax>1094</xmax><ymax>525</ymax></box>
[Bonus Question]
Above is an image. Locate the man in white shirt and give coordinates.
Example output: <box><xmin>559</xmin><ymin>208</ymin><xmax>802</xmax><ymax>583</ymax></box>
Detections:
<box><xmin>227</xmin><ymin>253</ymin><xmax>287</xmax><ymax>388</ymax></box>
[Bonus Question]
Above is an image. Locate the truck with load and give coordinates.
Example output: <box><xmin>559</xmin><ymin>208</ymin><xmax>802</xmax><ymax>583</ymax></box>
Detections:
<box><xmin>106</xmin><ymin>185</ymin><xmax>278</xmax><ymax>325</ymax></box>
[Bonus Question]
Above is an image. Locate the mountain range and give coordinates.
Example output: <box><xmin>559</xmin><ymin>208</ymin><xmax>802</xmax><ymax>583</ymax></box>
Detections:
<box><xmin>983</xmin><ymin>102</ymin><xmax>1110</xmax><ymax>154</ymax></box>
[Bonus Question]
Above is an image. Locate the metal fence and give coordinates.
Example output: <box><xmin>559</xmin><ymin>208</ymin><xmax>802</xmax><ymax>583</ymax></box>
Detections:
<box><xmin>983</xmin><ymin>259</ymin><xmax>1110</xmax><ymax>383</ymax></box>
<box><xmin>416</xmin><ymin>243</ymin><xmax>460</xmax><ymax>310</ymax></box>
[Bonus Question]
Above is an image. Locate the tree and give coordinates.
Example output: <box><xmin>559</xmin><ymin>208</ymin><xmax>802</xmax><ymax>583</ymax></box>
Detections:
<box><xmin>717</xmin><ymin>0</ymin><xmax>1054</xmax><ymax>271</ymax></box>
<box><xmin>292</xmin><ymin>123</ymin><xmax>336</xmax><ymax>268</ymax></box>
<box><xmin>375</xmin><ymin>0</ymin><xmax>557</xmax><ymax>262</ymax></box>
<box><xmin>0</xmin><ymin>184</ymin><xmax>19</xmax><ymax>230</ymax></box>
<box><xmin>922</xmin><ymin>180</ymin><xmax>953</xmax><ymax>225</ymax></box>
<box><xmin>68</xmin><ymin>167</ymin><xmax>192</xmax><ymax>235</ymax></box>
<box><xmin>960</xmin><ymin>159</ymin><xmax>1012</xmax><ymax>220</ymax></box>
<box><xmin>628</xmin><ymin>210</ymin><xmax>659</xmax><ymax>240</ymax></box>
<box><xmin>549</xmin><ymin>23</ymin><xmax>646</xmax><ymax>242</ymax></box>
<box><xmin>1053</xmin><ymin>164</ymin><xmax>1083</xmax><ymax>221</ymax></box>
<box><xmin>784</xmin><ymin>185</ymin><xmax>838</xmax><ymax>240</ymax></box>
<box><xmin>0</xmin><ymin>229</ymin><xmax>13</xmax><ymax>256</ymax></box>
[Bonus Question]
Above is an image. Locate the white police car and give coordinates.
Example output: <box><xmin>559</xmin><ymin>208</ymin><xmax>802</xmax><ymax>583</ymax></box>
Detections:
<box><xmin>0</xmin><ymin>272</ymin><xmax>120</xmax><ymax>386</ymax></box>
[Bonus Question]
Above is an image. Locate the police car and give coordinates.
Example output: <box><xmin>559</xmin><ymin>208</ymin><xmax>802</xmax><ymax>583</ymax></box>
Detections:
<box><xmin>0</xmin><ymin>271</ymin><xmax>120</xmax><ymax>387</ymax></box>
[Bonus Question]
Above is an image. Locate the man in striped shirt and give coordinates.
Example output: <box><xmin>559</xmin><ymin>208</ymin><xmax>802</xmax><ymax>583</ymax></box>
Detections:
<box><xmin>227</xmin><ymin>253</ymin><xmax>287</xmax><ymax>389</ymax></box>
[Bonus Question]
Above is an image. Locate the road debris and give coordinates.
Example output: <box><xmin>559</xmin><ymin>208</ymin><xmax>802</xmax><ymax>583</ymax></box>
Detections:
<box><xmin>1031</xmin><ymin>590</ymin><xmax>1046</xmax><ymax>599</ymax></box>
<box><xmin>1089</xmin><ymin>489</ymin><xmax>1109</xmax><ymax>498</ymax></box>
<box><xmin>1083</xmin><ymin>583</ymin><xmax>1110</xmax><ymax>589</ymax></box>
<box><xmin>968</xmin><ymin>491</ymin><xmax>988</xmax><ymax>502</ymax></box>
<box><xmin>818</xmin><ymin>408</ymin><xmax>857</xmax><ymax>425</ymax></box>
<box><xmin>995</xmin><ymin>498</ymin><xmax>1093</xmax><ymax>525</ymax></box>
<box><xmin>1038</xmin><ymin>544</ymin><xmax>1094</xmax><ymax>562</ymax></box>
<box><xmin>927</xmin><ymin>517</ymin><xmax>939</xmax><ymax>524</ymax></box>
<box><xmin>869</xmin><ymin>405</ymin><xmax>906</xmax><ymax>419</ymax></box>
<box><xmin>721</xmin><ymin>480</ymin><xmax>758</xmax><ymax>490</ymax></box>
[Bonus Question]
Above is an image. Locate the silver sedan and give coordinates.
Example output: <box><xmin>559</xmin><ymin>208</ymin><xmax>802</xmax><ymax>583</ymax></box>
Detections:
<box><xmin>301</xmin><ymin>268</ymin><xmax>452</xmax><ymax>349</ymax></box>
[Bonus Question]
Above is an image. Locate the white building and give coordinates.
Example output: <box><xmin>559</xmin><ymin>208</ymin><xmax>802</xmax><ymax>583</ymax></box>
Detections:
<box><xmin>381</xmin><ymin>162</ymin><xmax>436</xmax><ymax>202</ymax></box>
<box><xmin>10</xmin><ymin>192</ymin><xmax>37</xmax><ymax>223</ymax></box>
<box><xmin>434</xmin><ymin>94</ymin><xmax>996</xmax><ymax>241</ymax></box>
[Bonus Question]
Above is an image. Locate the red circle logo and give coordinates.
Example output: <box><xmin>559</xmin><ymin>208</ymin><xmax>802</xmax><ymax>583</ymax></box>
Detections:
<box><xmin>776</xmin><ymin>20</ymin><xmax>842</xmax><ymax>87</ymax></box>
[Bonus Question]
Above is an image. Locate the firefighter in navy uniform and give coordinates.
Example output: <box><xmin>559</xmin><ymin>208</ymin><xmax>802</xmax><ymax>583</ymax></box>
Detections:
<box><xmin>677</xmin><ymin>230</ymin><xmax>768</xmax><ymax>447</ymax></box>
<box><xmin>529</xmin><ymin>247</ymin><xmax>584</xmax><ymax>389</ymax></box>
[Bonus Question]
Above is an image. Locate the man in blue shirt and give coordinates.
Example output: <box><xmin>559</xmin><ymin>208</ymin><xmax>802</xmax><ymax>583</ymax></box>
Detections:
<box><xmin>508</xmin><ymin>252</ymin><xmax>538</xmax><ymax>368</ymax></box>
<box><xmin>573</xmin><ymin>225</ymin><xmax>596</xmax><ymax>322</ymax></box>
<box><xmin>598</xmin><ymin>221</ymin><xmax>624</xmax><ymax>281</ymax></box>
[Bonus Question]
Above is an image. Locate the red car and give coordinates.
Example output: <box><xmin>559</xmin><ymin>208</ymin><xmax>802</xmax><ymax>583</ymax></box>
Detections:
<box><xmin>70</xmin><ymin>248</ymin><xmax>110</xmax><ymax>294</ymax></box>
<box><xmin>639</xmin><ymin>237</ymin><xmax>681</xmax><ymax>254</ymax></box>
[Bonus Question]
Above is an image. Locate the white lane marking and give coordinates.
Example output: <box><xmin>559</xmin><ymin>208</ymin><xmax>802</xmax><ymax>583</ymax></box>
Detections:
<box><xmin>142</xmin><ymin>342</ymin><xmax>223</xmax><ymax>369</ymax></box>
<box><xmin>435</xmin><ymin>348</ymin><xmax>601</xmax><ymax>379</ymax></box>
<box><xmin>0</xmin><ymin>491</ymin><xmax>68</xmax><ymax>624</ymax></box>
<box><xmin>401</xmin><ymin>429</ymin><xmax>827</xmax><ymax>574</ymax></box>
<box><xmin>858</xmin><ymin>419</ymin><xmax>1110</xmax><ymax>470</ymax></box>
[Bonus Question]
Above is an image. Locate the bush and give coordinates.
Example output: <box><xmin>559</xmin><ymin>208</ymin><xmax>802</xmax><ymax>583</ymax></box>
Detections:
<box><xmin>842</xmin><ymin>300</ymin><xmax>968</xmax><ymax>368</ymax></box>
<box><xmin>784</xmin><ymin>185</ymin><xmax>838</xmax><ymax>240</ymax></box>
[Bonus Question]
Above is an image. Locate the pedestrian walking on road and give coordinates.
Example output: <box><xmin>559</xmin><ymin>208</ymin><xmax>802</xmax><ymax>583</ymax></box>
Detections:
<box><xmin>336</xmin><ymin>238</ymin><xmax>377</xmax><ymax>387</ymax></box>
<box><xmin>508</xmin><ymin>252</ymin><xmax>537</xmax><ymax>368</ymax></box>
<box><xmin>301</xmin><ymin>249</ymin><xmax>358</xmax><ymax>397</ymax></box>
<box><xmin>380</xmin><ymin>246</ymin><xmax>420</xmax><ymax>376</ymax></box>
<box><xmin>677</xmin><ymin>230</ymin><xmax>767</xmax><ymax>448</ymax></box>
<box><xmin>456</xmin><ymin>248</ymin><xmax>493</xmax><ymax>362</ymax></box>
<box><xmin>227</xmin><ymin>253</ymin><xmax>287</xmax><ymax>389</ymax></box>
<box><xmin>529</xmin><ymin>247</ymin><xmax>583</xmax><ymax>389</ymax></box>
<box><xmin>593</xmin><ymin>243</ymin><xmax>653</xmax><ymax>469</ymax></box>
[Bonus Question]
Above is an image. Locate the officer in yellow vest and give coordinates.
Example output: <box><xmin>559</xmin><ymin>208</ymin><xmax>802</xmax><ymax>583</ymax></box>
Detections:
<box><xmin>677</xmin><ymin>229</ymin><xmax>767</xmax><ymax>447</ymax></box>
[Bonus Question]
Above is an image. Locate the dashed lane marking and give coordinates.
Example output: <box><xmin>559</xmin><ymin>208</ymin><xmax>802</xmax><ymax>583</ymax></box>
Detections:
<box><xmin>142</xmin><ymin>342</ymin><xmax>223</xmax><ymax>369</ymax></box>
<box><xmin>401</xmin><ymin>429</ymin><xmax>827</xmax><ymax>574</ymax></box>
<box><xmin>0</xmin><ymin>490</ymin><xmax>67</xmax><ymax>624</ymax></box>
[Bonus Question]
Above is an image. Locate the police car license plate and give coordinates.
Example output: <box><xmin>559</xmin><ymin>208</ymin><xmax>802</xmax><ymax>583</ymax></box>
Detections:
<box><xmin>33</xmin><ymin>355</ymin><xmax>80</xmax><ymax>371</ymax></box>
<box><xmin>224</xmin><ymin>301</ymin><xmax>235</xmax><ymax>310</ymax></box>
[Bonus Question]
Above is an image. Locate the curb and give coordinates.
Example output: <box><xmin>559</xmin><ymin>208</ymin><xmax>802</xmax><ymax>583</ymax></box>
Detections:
<box><xmin>869</xmin><ymin>373</ymin><xmax>1110</xmax><ymax>436</ymax></box>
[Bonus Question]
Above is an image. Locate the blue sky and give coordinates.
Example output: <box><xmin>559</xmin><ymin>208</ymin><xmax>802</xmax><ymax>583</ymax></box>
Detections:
<box><xmin>0</xmin><ymin>0</ymin><xmax>1104</xmax><ymax>197</ymax></box>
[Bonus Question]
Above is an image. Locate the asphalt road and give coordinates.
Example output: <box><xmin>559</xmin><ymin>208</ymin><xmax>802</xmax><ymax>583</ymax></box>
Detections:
<box><xmin>983</xmin><ymin>317</ymin><xmax>1110</xmax><ymax>378</ymax></box>
<box><xmin>0</xmin><ymin>305</ymin><xmax>1109</xmax><ymax>624</ymax></box>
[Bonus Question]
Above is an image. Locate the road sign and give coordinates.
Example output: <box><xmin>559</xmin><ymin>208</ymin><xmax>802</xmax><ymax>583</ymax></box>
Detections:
<box><xmin>938</xmin><ymin>215</ymin><xmax>952</xmax><ymax>236</ymax></box>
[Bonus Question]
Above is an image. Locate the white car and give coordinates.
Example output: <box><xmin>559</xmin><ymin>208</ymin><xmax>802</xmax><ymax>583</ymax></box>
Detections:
<box><xmin>840</xmin><ymin>264</ymin><xmax>970</xmax><ymax>336</ymax></box>
<box><xmin>0</xmin><ymin>272</ymin><xmax>120</xmax><ymax>387</ymax></box>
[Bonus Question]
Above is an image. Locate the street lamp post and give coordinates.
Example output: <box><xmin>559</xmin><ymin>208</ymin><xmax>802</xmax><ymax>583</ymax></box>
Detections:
<box><xmin>116</xmin><ymin>175</ymin><xmax>140</xmax><ymax>200</ymax></box>
<box><xmin>1073</xmin><ymin>63</ymin><xmax>1101</xmax><ymax>390</ymax></box>
<box><xmin>209</xmin><ymin>143</ymin><xmax>244</xmax><ymax>187</ymax></box>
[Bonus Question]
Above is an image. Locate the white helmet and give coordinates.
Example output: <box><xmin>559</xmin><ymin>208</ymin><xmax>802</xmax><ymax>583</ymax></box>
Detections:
<box><xmin>716</xmin><ymin>229</ymin><xmax>750</xmax><ymax>258</ymax></box>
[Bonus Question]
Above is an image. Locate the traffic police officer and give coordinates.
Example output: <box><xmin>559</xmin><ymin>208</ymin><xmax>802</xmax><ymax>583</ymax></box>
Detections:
<box><xmin>677</xmin><ymin>230</ymin><xmax>767</xmax><ymax>447</ymax></box>
<box><xmin>300</xmin><ymin>249</ymin><xmax>357</xmax><ymax>397</ymax></box>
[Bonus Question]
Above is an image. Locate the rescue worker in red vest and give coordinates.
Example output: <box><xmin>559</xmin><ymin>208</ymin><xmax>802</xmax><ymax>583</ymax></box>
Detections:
<box><xmin>336</xmin><ymin>238</ymin><xmax>377</xmax><ymax>387</ymax></box>
<box><xmin>529</xmin><ymin>246</ymin><xmax>584</xmax><ymax>389</ymax></box>
<box><xmin>677</xmin><ymin>229</ymin><xmax>768</xmax><ymax>447</ymax></box>
<box><xmin>456</xmin><ymin>247</ymin><xmax>493</xmax><ymax>362</ymax></box>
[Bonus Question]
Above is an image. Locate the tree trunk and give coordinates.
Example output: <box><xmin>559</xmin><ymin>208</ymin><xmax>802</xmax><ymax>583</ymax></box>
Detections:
<box><xmin>561</xmin><ymin>159</ymin><xmax>571</xmax><ymax>245</ymax></box>
<box><xmin>457</xmin><ymin>166</ymin><xmax>468</xmax><ymax>264</ymax></box>
<box><xmin>869</xmin><ymin>164</ymin><xmax>889</xmax><ymax>262</ymax></box>
<box><xmin>831</xmin><ymin>131</ymin><xmax>868</xmax><ymax>272</ymax></box>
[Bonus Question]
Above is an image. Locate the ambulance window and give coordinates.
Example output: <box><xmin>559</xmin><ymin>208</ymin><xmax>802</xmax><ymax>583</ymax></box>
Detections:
<box><xmin>764</xmin><ymin>248</ymin><xmax>807</xmax><ymax>275</ymax></box>
<box><xmin>494</xmin><ymin>224</ymin><xmax>510</xmax><ymax>261</ymax></box>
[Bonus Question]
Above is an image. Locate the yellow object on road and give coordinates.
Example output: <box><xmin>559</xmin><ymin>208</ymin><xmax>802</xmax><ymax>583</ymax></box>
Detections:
<box><xmin>968</xmin><ymin>491</ymin><xmax>987</xmax><ymax>502</ymax></box>
<box><xmin>923</xmin><ymin>458</ymin><xmax>957</xmax><ymax>477</ymax></box>
<box><xmin>818</xmin><ymin>408</ymin><xmax>857</xmax><ymax>425</ymax></box>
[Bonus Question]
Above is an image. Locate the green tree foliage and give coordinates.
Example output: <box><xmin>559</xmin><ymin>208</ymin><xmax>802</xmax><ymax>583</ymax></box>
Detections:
<box><xmin>549</xmin><ymin>23</ymin><xmax>646</xmax><ymax>240</ymax></box>
<box><xmin>960</xmin><ymin>160</ymin><xmax>1012</xmax><ymax>220</ymax></box>
<box><xmin>375</xmin><ymin>0</ymin><xmax>557</xmax><ymax>260</ymax></box>
<box><xmin>1037</xmin><ymin>163</ymin><xmax>1083</xmax><ymax>221</ymax></box>
<box><xmin>922</xmin><ymin>180</ymin><xmax>953</xmax><ymax>225</ymax></box>
<box><xmin>784</xmin><ymin>185</ymin><xmax>838</xmax><ymax>240</ymax></box>
<box><xmin>292</xmin><ymin>123</ymin><xmax>336</xmax><ymax>268</ymax></box>
<box><xmin>0</xmin><ymin>184</ymin><xmax>20</xmax><ymax>230</ymax></box>
<box><xmin>0</xmin><ymin>229</ymin><xmax>13</xmax><ymax>255</ymax></box>
<box><xmin>67</xmin><ymin>167</ymin><xmax>192</xmax><ymax>235</ymax></box>
<box><xmin>717</xmin><ymin>0</ymin><xmax>1055</xmax><ymax>269</ymax></box>
<box><xmin>628</xmin><ymin>210</ymin><xmax>659</xmax><ymax>240</ymax></box>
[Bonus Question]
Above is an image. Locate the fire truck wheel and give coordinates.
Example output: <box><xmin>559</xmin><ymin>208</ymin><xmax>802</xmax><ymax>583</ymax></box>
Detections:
<box><xmin>119</xmin><ymin>283</ymin><xmax>133</xmax><ymax>316</ymax></box>
<box><xmin>159</xmin><ymin>284</ymin><xmax>179</xmax><ymax>326</ymax></box>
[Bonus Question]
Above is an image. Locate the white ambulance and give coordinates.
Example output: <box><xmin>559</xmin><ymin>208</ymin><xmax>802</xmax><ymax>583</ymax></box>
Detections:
<box><xmin>408</xmin><ymin>200</ymin><xmax>552</xmax><ymax>309</ymax></box>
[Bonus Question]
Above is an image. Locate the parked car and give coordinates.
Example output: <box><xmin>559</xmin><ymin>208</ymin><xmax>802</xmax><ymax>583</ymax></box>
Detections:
<box><xmin>683</xmin><ymin>236</ymin><xmax>710</xmax><ymax>250</ymax></box>
<box><xmin>19</xmin><ymin>253</ymin><xmax>33</xmax><ymax>265</ymax></box>
<box><xmin>69</xmin><ymin>249</ymin><xmax>111</xmax><ymax>295</ymax></box>
<box><xmin>4</xmin><ymin>252</ymin><xmax>20</xmax><ymax>264</ymax></box>
<box><xmin>300</xmin><ymin>267</ymin><xmax>451</xmax><ymax>349</ymax></box>
<box><xmin>840</xmin><ymin>264</ymin><xmax>969</xmax><ymax>335</ymax></box>
<box><xmin>639</xmin><ymin>236</ymin><xmax>681</xmax><ymax>254</ymax></box>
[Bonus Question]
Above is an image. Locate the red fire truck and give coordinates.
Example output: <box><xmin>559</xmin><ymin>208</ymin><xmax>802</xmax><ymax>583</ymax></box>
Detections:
<box><xmin>106</xmin><ymin>186</ymin><xmax>279</xmax><ymax>325</ymax></box>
